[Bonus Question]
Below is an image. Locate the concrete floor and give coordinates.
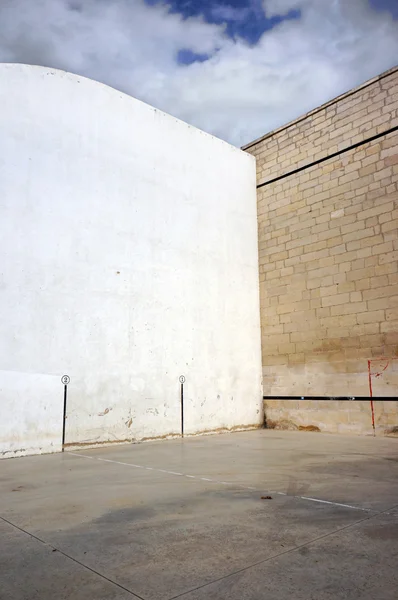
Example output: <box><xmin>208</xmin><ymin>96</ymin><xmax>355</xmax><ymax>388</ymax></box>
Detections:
<box><xmin>1</xmin><ymin>430</ymin><xmax>397</xmax><ymax>600</ymax></box>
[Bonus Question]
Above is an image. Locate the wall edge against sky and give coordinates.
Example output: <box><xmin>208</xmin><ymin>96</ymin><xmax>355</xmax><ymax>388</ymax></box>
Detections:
<box><xmin>242</xmin><ymin>64</ymin><xmax>398</xmax><ymax>151</ymax></box>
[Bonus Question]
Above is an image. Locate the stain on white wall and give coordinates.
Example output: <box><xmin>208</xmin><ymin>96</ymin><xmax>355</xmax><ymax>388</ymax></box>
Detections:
<box><xmin>0</xmin><ymin>64</ymin><xmax>262</xmax><ymax>457</ymax></box>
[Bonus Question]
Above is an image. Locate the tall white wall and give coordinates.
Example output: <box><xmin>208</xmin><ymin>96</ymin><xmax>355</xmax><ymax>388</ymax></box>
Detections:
<box><xmin>0</xmin><ymin>64</ymin><xmax>262</xmax><ymax>458</ymax></box>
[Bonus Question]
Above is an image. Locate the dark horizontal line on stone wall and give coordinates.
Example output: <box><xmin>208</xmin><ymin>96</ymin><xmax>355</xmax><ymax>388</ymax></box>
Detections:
<box><xmin>257</xmin><ymin>124</ymin><xmax>398</xmax><ymax>190</ymax></box>
<box><xmin>263</xmin><ymin>396</ymin><xmax>398</xmax><ymax>401</ymax></box>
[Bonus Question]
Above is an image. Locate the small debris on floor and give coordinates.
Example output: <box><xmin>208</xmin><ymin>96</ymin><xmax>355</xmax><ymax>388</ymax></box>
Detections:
<box><xmin>298</xmin><ymin>425</ymin><xmax>321</xmax><ymax>432</ymax></box>
<box><xmin>261</xmin><ymin>495</ymin><xmax>272</xmax><ymax>500</ymax></box>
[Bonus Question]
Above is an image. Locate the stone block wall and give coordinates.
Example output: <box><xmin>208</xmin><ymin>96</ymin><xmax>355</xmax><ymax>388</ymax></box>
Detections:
<box><xmin>244</xmin><ymin>66</ymin><xmax>398</xmax><ymax>435</ymax></box>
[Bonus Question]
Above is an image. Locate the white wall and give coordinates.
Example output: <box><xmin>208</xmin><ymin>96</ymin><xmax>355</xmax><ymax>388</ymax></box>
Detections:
<box><xmin>0</xmin><ymin>64</ymin><xmax>262</xmax><ymax>457</ymax></box>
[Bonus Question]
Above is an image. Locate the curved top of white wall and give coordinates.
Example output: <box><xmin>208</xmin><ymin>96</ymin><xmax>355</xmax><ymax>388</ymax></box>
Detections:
<box><xmin>0</xmin><ymin>62</ymin><xmax>248</xmax><ymax>156</ymax></box>
<box><xmin>0</xmin><ymin>62</ymin><xmax>261</xmax><ymax>457</ymax></box>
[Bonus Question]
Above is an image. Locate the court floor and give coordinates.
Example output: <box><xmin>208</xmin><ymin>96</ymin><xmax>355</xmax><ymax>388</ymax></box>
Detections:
<box><xmin>1</xmin><ymin>429</ymin><xmax>398</xmax><ymax>600</ymax></box>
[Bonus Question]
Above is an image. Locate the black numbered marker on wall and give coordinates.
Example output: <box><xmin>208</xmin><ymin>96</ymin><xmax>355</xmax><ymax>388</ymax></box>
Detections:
<box><xmin>61</xmin><ymin>375</ymin><xmax>70</xmax><ymax>451</ymax></box>
<box><xmin>179</xmin><ymin>376</ymin><xmax>185</xmax><ymax>437</ymax></box>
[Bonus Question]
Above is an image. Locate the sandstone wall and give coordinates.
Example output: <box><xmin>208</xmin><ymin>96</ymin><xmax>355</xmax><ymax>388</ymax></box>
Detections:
<box><xmin>245</xmin><ymin>66</ymin><xmax>398</xmax><ymax>435</ymax></box>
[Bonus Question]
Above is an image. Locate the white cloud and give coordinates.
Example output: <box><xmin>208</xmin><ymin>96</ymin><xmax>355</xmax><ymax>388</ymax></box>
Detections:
<box><xmin>210</xmin><ymin>4</ymin><xmax>250</xmax><ymax>22</ymax></box>
<box><xmin>264</xmin><ymin>0</ymin><xmax>303</xmax><ymax>17</ymax></box>
<box><xmin>0</xmin><ymin>0</ymin><xmax>397</xmax><ymax>146</ymax></box>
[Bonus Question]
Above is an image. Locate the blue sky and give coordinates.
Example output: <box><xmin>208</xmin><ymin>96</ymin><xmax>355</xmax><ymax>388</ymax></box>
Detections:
<box><xmin>0</xmin><ymin>0</ymin><xmax>397</xmax><ymax>145</ymax></box>
<box><xmin>152</xmin><ymin>0</ymin><xmax>398</xmax><ymax>44</ymax></box>
<box><xmin>150</xmin><ymin>0</ymin><xmax>398</xmax><ymax>59</ymax></box>
<box><xmin>370</xmin><ymin>0</ymin><xmax>398</xmax><ymax>18</ymax></box>
<box><xmin>148</xmin><ymin>0</ymin><xmax>301</xmax><ymax>53</ymax></box>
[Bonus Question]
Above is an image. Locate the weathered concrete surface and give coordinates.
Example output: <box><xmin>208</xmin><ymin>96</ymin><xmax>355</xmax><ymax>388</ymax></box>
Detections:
<box><xmin>265</xmin><ymin>398</ymin><xmax>398</xmax><ymax>436</ymax></box>
<box><xmin>0</xmin><ymin>63</ymin><xmax>262</xmax><ymax>458</ymax></box>
<box><xmin>0</xmin><ymin>430</ymin><xmax>397</xmax><ymax>600</ymax></box>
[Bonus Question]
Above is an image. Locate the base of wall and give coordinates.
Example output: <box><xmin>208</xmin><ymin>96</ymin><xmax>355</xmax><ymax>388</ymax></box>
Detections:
<box><xmin>264</xmin><ymin>400</ymin><xmax>398</xmax><ymax>436</ymax></box>
<box><xmin>63</xmin><ymin>423</ymin><xmax>263</xmax><ymax>451</ymax></box>
<box><xmin>1</xmin><ymin>424</ymin><xmax>264</xmax><ymax>459</ymax></box>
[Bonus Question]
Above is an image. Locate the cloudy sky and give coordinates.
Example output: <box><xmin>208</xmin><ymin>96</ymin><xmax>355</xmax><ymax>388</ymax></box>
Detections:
<box><xmin>0</xmin><ymin>0</ymin><xmax>397</xmax><ymax>146</ymax></box>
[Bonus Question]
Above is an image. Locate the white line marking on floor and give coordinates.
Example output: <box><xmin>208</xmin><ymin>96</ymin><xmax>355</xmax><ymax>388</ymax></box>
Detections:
<box><xmin>68</xmin><ymin>452</ymin><xmax>372</xmax><ymax>512</ymax></box>
<box><xmin>300</xmin><ymin>496</ymin><xmax>370</xmax><ymax>511</ymax></box>
<box><xmin>69</xmin><ymin>452</ymin><xmax>244</xmax><ymax>489</ymax></box>
<box><xmin>97</xmin><ymin>457</ymin><xmax>144</xmax><ymax>469</ymax></box>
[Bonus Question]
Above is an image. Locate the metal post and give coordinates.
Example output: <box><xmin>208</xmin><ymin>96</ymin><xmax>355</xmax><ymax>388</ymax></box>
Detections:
<box><xmin>61</xmin><ymin>375</ymin><xmax>70</xmax><ymax>451</ymax></box>
<box><xmin>62</xmin><ymin>384</ymin><xmax>67</xmax><ymax>451</ymax></box>
<box><xmin>179</xmin><ymin>375</ymin><xmax>185</xmax><ymax>438</ymax></box>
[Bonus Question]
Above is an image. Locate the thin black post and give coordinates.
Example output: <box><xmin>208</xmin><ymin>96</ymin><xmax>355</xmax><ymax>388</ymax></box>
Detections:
<box><xmin>181</xmin><ymin>382</ymin><xmax>184</xmax><ymax>438</ymax></box>
<box><xmin>61</xmin><ymin>375</ymin><xmax>70</xmax><ymax>451</ymax></box>
<box><xmin>179</xmin><ymin>375</ymin><xmax>185</xmax><ymax>438</ymax></box>
<box><xmin>62</xmin><ymin>385</ymin><xmax>67</xmax><ymax>451</ymax></box>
